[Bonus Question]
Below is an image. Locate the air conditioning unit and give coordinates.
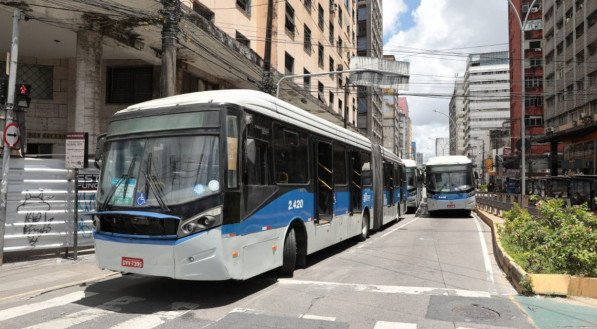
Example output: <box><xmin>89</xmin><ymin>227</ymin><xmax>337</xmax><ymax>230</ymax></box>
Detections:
<box><xmin>546</xmin><ymin>127</ymin><xmax>554</xmax><ymax>134</ymax></box>
<box><xmin>530</xmin><ymin>7</ymin><xmax>539</xmax><ymax>13</ymax></box>
<box><xmin>572</xmin><ymin>120</ymin><xmax>578</xmax><ymax>126</ymax></box>
<box><xmin>534</xmin><ymin>48</ymin><xmax>542</xmax><ymax>51</ymax></box>
<box><xmin>579</xmin><ymin>112</ymin><xmax>588</xmax><ymax>119</ymax></box>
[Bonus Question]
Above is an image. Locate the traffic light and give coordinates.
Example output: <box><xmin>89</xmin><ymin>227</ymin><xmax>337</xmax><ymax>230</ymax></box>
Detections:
<box><xmin>15</xmin><ymin>83</ymin><xmax>31</xmax><ymax>108</ymax></box>
<box><xmin>0</xmin><ymin>76</ymin><xmax>7</xmax><ymax>105</ymax></box>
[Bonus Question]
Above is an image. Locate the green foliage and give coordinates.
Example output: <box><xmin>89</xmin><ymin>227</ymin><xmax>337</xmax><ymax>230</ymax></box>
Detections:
<box><xmin>479</xmin><ymin>184</ymin><xmax>488</xmax><ymax>192</ymax></box>
<box><xmin>499</xmin><ymin>199</ymin><xmax>597</xmax><ymax>277</ymax></box>
<box><xmin>519</xmin><ymin>275</ymin><xmax>534</xmax><ymax>296</ymax></box>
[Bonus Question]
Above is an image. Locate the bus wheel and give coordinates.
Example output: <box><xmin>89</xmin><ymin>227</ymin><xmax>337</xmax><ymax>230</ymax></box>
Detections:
<box><xmin>359</xmin><ymin>213</ymin><xmax>369</xmax><ymax>241</ymax></box>
<box><xmin>463</xmin><ymin>210</ymin><xmax>471</xmax><ymax>217</ymax></box>
<box><xmin>280</xmin><ymin>228</ymin><xmax>297</xmax><ymax>276</ymax></box>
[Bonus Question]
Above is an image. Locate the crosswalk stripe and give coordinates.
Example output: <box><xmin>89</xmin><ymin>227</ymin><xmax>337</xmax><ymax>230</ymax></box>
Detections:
<box><xmin>374</xmin><ymin>321</ymin><xmax>417</xmax><ymax>329</ymax></box>
<box><xmin>23</xmin><ymin>296</ymin><xmax>145</xmax><ymax>329</ymax></box>
<box><xmin>109</xmin><ymin>302</ymin><xmax>198</xmax><ymax>329</ymax></box>
<box><xmin>0</xmin><ymin>291</ymin><xmax>90</xmax><ymax>322</ymax></box>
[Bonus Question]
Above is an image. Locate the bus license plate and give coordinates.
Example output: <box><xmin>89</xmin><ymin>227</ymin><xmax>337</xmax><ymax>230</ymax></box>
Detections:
<box><xmin>121</xmin><ymin>257</ymin><xmax>143</xmax><ymax>268</ymax></box>
<box><xmin>446</xmin><ymin>202</ymin><xmax>456</xmax><ymax>209</ymax></box>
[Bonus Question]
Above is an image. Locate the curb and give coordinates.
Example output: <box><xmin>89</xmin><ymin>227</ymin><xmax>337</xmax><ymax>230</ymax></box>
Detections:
<box><xmin>475</xmin><ymin>208</ymin><xmax>597</xmax><ymax>298</ymax></box>
<box><xmin>0</xmin><ymin>271</ymin><xmax>120</xmax><ymax>303</ymax></box>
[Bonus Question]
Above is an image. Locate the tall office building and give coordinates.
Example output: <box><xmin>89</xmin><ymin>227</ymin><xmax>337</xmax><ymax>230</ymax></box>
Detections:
<box><xmin>538</xmin><ymin>0</ymin><xmax>597</xmax><ymax>175</ymax></box>
<box><xmin>462</xmin><ymin>51</ymin><xmax>511</xmax><ymax>181</ymax></box>
<box><xmin>449</xmin><ymin>75</ymin><xmax>466</xmax><ymax>155</ymax></box>
<box><xmin>356</xmin><ymin>0</ymin><xmax>383</xmax><ymax>143</ymax></box>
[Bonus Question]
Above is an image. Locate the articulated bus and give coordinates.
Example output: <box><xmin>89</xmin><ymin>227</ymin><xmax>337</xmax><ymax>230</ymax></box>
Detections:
<box><xmin>402</xmin><ymin>159</ymin><xmax>421</xmax><ymax>212</ymax></box>
<box><xmin>425</xmin><ymin>156</ymin><xmax>477</xmax><ymax>216</ymax></box>
<box><xmin>90</xmin><ymin>90</ymin><xmax>404</xmax><ymax>280</ymax></box>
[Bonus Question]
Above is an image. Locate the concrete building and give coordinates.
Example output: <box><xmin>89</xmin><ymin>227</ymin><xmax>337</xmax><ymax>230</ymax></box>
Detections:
<box><xmin>507</xmin><ymin>0</ymin><xmax>552</xmax><ymax>180</ymax></box>
<box><xmin>0</xmin><ymin>0</ymin><xmax>357</xmax><ymax>158</ymax></box>
<box><xmin>397</xmin><ymin>96</ymin><xmax>410</xmax><ymax>157</ymax></box>
<box><xmin>539</xmin><ymin>0</ymin><xmax>597</xmax><ymax>175</ymax></box>
<box><xmin>382</xmin><ymin>89</ymin><xmax>400</xmax><ymax>155</ymax></box>
<box><xmin>356</xmin><ymin>0</ymin><xmax>383</xmax><ymax>143</ymax></box>
<box><xmin>415</xmin><ymin>152</ymin><xmax>423</xmax><ymax>166</ymax></box>
<box><xmin>462</xmin><ymin>51</ymin><xmax>511</xmax><ymax>181</ymax></box>
<box><xmin>435</xmin><ymin>137</ymin><xmax>449</xmax><ymax>156</ymax></box>
<box><xmin>448</xmin><ymin>75</ymin><xmax>466</xmax><ymax>155</ymax></box>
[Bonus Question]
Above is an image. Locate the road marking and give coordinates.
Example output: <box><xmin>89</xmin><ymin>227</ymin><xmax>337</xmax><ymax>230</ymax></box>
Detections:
<box><xmin>110</xmin><ymin>302</ymin><xmax>197</xmax><ymax>329</ymax></box>
<box><xmin>277</xmin><ymin>279</ymin><xmax>491</xmax><ymax>298</ymax></box>
<box><xmin>23</xmin><ymin>296</ymin><xmax>144</xmax><ymax>329</ymax></box>
<box><xmin>374</xmin><ymin>321</ymin><xmax>417</xmax><ymax>329</ymax></box>
<box><xmin>0</xmin><ymin>291</ymin><xmax>91</xmax><ymax>321</ymax></box>
<box><xmin>473</xmin><ymin>214</ymin><xmax>497</xmax><ymax>295</ymax></box>
<box><xmin>380</xmin><ymin>216</ymin><xmax>421</xmax><ymax>238</ymax></box>
<box><xmin>300</xmin><ymin>314</ymin><xmax>336</xmax><ymax>321</ymax></box>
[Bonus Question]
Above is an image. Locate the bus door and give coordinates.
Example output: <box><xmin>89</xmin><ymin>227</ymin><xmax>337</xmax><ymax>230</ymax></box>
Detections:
<box><xmin>333</xmin><ymin>144</ymin><xmax>349</xmax><ymax>218</ymax></box>
<box><xmin>383</xmin><ymin>162</ymin><xmax>394</xmax><ymax>206</ymax></box>
<box><xmin>349</xmin><ymin>150</ymin><xmax>362</xmax><ymax>214</ymax></box>
<box><xmin>314</xmin><ymin>140</ymin><xmax>333</xmax><ymax>223</ymax></box>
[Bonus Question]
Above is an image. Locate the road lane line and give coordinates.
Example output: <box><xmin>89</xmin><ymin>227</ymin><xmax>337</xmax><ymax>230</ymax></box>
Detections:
<box><xmin>23</xmin><ymin>296</ymin><xmax>144</xmax><ymax>329</ymax></box>
<box><xmin>300</xmin><ymin>314</ymin><xmax>336</xmax><ymax>321</ymax></box>
<box><xmin>380</xmin><ymin>216</ymin><xmax>421</xmax><ymax>238</ymax></box>
<box><xmin>277</xmin><ymin>279</ymin><xmax>491</xmax><ymax>298</ymax></box>
<box><xmin>473</xmin><ymin>214</ymin><xmax>497</xmax><ymax>295</ymax></box>
<box><xmin>109</xmin><ymin>302</ymin><xmax>197</xmax><ymax>329</ymax></box>
<box><xmin>0</xmin><ymin>291</ymin><xmax>91</xmax><ymax>322</ymax></box>
<box><xmin>374</xmin><ymin>321</ymin><xmax>417</xmax><ymax>329</ymax></box>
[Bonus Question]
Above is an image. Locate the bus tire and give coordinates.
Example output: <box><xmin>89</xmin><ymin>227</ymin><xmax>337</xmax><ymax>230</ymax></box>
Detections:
<box><xmin>463</xmin><ymin>210</ymin><xmax>471</xmax><ymax>217</ymax></box>
<box><xmin>359</xmin><ymin>213</ymin><xmax>370</xmax><ymax>241</ymax></box>
<box><xmin>280</xmin><ymin>228</ymin><xmax>297</xmax><ymax>276</ymax></box>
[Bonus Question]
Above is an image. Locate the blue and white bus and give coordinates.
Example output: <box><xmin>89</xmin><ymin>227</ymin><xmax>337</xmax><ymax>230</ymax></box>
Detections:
<box><xmin>402</xmin><ymin>159</ymin><xmax>421</xmax><ymax>212</ymax></box>
<box><xmin>425</xmin><ymin>156</ymin><xmax>476</xmax><ymax>216</ymax></box>
<box><xmin>90</xmin><ymin>90</ymin><xmax>404</xmax><ymax>280</ymax></box>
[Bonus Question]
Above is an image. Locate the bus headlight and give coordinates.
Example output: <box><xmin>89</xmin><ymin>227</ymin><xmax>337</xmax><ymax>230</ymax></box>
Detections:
<box><xmin>177</xmin><ymin>206</ymin><xmax>223</xmax><ymax>238</ymax></box>
<box><xmin>92</xmin><ymin>216</ymin><xmax>101</xmax><ymax>231</ymax></box>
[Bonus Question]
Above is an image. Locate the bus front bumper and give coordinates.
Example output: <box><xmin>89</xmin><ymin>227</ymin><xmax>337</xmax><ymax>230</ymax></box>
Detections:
<box><xmin>94</xmin><ymin>229</ymin><xmax>232</xmax><ymax>281</ymax></box>
<box><xmin>427</xmin><ymin>198</ymin><xmax>476</xmax><ymax>211</ymax></box>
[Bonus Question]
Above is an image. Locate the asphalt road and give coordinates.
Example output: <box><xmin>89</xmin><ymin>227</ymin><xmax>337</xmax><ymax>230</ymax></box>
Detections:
<box><xmin>0</xmin><ymin>211</ymin><xmax>535</xmax><ymax>329</ymax></box>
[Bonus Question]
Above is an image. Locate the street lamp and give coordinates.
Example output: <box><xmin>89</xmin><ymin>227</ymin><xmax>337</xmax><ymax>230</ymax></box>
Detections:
<box><xmin>433</xmin><ymin>109</ymin><xmax>460</xmax><ymax>155</ymax></box>
<box><xmin>507</xmin><ymin>0</ymin><xmax>540</xmax><ymax>196</ymax></box>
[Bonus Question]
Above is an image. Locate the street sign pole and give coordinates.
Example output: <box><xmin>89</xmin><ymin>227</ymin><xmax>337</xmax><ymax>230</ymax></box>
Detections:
<box><xmin>0</xmin><ymin>9</ymin><xmax>21</xmax><ymax>266</ymax></box>
<box><xmin>66</xmin><ymin>132</ymin><xmax>86</xmax><ymax>260</ymax></box>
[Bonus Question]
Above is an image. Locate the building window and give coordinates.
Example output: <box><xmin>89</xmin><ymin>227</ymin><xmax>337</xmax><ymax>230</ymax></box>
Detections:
<box><xmin>524</xmin><ymin>96</ymin><xmax>543</xmax><ymax>107</ymax></box>
<box><xmin>318</xmin><ymin>43</ymin><xmax>324</xmax><ymax>68</ymax></box>
<box><xmin>236</xmin><ymin>0</ymin><xmax>251</xmax><ymax>15</ymax></box>
<box><xmin>27</xmin><ymin>143</ymin><xmax>53</xmax><ymax>158</ymax></box>
<box><xmin>236</xmin><ymin>31</ymin><xmax>250</xmax><ymax>47</ymax></box>
<box><xmin>329</xmin><ymin>21</ymin><xmax>334</xmax><ymax>46</ymax></box>
<box><xmin>285</xmin><ymin>3</ymin><xmax>295</xmax><ymax>35</ymax></box>
<box><xmin>304</xmin><ymin>0</ymin><xmax>312</xmax><ymax>12</ymax></box>
<box><xmin>329</xmin><ymin>56</ymin><xmax>334</xmax><ymax>72</ymax></box>
<box><xmin>9</xmin><ymin>63</ymin><xmax>54</xmax><ymax>100</ymax></box>
<box><xmin>338</xmin><ymin>8</ymin><xmax>343</xmax><ymax>26</ymax></box>
<box><xmin>338</xmin><ymin>99</ymin><xmax>343</xmax><ymax>113</ymax></box>
<box><xmin>284</xmin><ymin>52</ymin><xmax>294</xmax><ymax>75</ymax></box>
<box><xmin>329</xmin><ymin>91</ymin><xmax>335</xmax><ymax>107</ymax></box>
<box><xmin>318</xmin><ymin>4</ymin><xmax>324</xmax><ymax>29</ymax></box>
<box><xmin>192</xmin><ymin>2</ymin><xmax>214</xmax><ymax>21</ymax></box>
<box><xmin>318</xmin><ymin>81</ymin><xmax>324</xmax><ymax>102</ymax></box>
<box><xmin>304</xmin><ymin>24</ymin><xmax>312</xmax><ymax>53</ymax></box>
<box><xmin>107</xmin><ymin>67</ymin><xmax>153</xmax><ymax>104</ymax></box>
<box><xmin>303</xmin><ymin>68</ymin><xmax>311</xmax><ymax>91</ymax></box>
<box><xmin>525</xmin><ymin>116</ymin><xmax>543</xmax><ymax>127</ymax></box>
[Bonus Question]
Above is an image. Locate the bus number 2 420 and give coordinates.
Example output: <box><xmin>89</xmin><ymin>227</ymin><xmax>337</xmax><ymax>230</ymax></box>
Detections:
<box><xmin>288</xmin><ymin>199</ymin><xmax>304</xmax><ymax>210</ymax></box>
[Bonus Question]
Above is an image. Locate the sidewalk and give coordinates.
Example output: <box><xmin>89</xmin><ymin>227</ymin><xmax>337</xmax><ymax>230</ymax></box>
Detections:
<box><xmin>0</xmin><ymin>253</ymin><xmax>118</xmax><ymax>302</ymax></box>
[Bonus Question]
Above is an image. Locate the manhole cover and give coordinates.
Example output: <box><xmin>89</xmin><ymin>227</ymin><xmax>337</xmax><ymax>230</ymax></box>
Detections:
<box><xmin>452</xmin><ymin>303</ymin><xmax>500</xmax><ymax>321</ymax></box>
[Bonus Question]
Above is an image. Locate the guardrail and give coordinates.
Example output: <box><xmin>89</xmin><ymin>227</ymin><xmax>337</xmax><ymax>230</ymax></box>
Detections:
<box><xmin>476</xmin><ymin>192</ymin><xmax>539</xmax><ymax>217</ymax></box>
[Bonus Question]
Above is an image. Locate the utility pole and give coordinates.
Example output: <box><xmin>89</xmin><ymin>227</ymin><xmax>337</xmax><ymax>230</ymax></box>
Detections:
<box><xmin>260</xmin><ymin>0</ymin><xmax>275</xmax><ymax>95</ymax></box>
<box><xmin>160</xmin><ymin>0</ymin><xmax>181</xmax><ymax>97</ymax></box>
<box><xmin>0</xmin><ymin>9</ymin><xmax>21</xmax><ymax>265</ymax></box>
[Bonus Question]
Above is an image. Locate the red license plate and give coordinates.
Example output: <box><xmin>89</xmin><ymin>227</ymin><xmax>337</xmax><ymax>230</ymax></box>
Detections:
<box><xmin>446</xmin><ymin>203</ymin><xmax>456</xmax><ymax>209</ymax></box>
<box><xmin>121</xmin><ymin>257</ymin><xmax>143</xmax><ymax>268</ymax></box>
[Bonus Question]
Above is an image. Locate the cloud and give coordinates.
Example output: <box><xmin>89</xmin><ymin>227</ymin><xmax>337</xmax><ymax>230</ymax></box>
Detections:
<box><xmin>383</xmin><ymin>0</ymin><xmax>508</xmax><ymax>159</ymax></box>
<box><xmin>382</xmin><ymin>0</ymin><xmax>408</xmax><ymax>38</ymax></box>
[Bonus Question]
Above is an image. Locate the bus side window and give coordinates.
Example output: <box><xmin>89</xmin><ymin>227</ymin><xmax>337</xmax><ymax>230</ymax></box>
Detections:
<box><xmin>245</xmin><ymin>138</ymin><xmax>270</xmax><ymax>185</ymax></box>
<box><xmin>349</xmin><ymin>150</ymin><xmax>362</xmax><ymax>212</ymax></box>
<box><xmin>226</xmin><ymin>114</ymin><xmax>239</xmax><ymax>189</ymax></box>
<box><xmin>273</xmin><ymin>126</ymin><xmax>308</xmax><ymax>184</ymax></box>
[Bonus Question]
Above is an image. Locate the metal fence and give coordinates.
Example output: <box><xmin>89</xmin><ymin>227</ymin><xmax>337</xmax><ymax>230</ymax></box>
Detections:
<box><xmin>476</xmin><ymin>192</ymin><xmax>539</xmax><ymax>217</ymax></box>
<box><xmin>3</xmin><ymin>157</ymin><xmax>98</xmax><ymax>253</ymax></box>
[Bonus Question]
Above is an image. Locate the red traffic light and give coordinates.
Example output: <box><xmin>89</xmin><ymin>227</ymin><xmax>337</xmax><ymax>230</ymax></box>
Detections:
<box><xmin>17</xmin><ymin>84</ymin><xmax>31</xmax><ymax>96</ymax></box>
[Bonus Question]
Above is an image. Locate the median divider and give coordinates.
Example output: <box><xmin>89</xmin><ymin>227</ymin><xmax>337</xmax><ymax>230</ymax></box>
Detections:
<box><xmin>475</xmin><ymin>208</ymin><xmax>597</xmax><ymax>298</ymax></box>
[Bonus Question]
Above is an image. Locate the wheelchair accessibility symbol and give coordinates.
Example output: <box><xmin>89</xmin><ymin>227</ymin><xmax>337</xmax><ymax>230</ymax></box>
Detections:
<box><xmin>136</xmin><ymin>192</ymin><xmax>147</xmax><ymax>206</ymax></box>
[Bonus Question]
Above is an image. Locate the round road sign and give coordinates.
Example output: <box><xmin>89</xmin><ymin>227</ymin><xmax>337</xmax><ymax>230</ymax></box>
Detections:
<box><xmin>3</xmin><ymin>122</ymin><xmax>20</xmax><ymax>148</ymax></box>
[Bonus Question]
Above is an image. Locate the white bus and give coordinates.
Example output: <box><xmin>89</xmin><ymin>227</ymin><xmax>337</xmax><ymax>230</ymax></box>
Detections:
<box><xmin>90</xmin><ymin>90</ymin><xmax>404</xmax><ymax>280</ymax></box>
<box><xmin>402</xmin><ymin>159</ymin><xmax>421</xmax><ymax>212</ymax></box>
<box><xmin>425</xmin><ymin>156</ymin><xmax>477</xmax><ymax>216</ymax></box>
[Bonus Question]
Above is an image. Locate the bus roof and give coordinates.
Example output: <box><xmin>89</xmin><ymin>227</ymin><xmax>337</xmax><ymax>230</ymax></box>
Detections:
<box><xmin>401</xmin><ymin>159</ymin><xmax>417</xmax><ymax>168</ymax></box>
<box><xmin>119</xmin><ymin>89</ymin><xmax>371</xmax><ymax>150</ymax></box>
<box><xmin>425</xmin><ymin>155</ymin><xmax>472</xmax><ymax>166</ymax></box>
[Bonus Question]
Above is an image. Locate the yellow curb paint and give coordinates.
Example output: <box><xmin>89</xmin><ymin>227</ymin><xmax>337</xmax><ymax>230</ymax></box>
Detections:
<box><xmin>569</xmin><ymin>276</ymin><xmax>597</xmax><ymax>298</ymax></box>
<box><xmin>528</xmin><ymin>274</ymin><xmax>570</xmax><ymax>296</ymax></box>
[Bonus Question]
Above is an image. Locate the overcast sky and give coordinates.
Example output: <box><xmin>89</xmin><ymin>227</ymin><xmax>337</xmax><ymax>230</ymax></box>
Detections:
<box><xmin>382</xmin><ymin>0</ymin><xmax>509</xmax><ymax>162</ymax></box>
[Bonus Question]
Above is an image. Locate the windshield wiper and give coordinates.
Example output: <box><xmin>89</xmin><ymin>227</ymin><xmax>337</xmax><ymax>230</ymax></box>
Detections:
<box><xmin>144</xmin><ymin>152</ymin><xmax>171</xmax><ymax>213</ymax></box>
<box><xmin>122</xmin><ymin>156</ymin><xmax>137</xmax><ymax>198</ymax></box>
<box><xmin>100</xmin><ymin>156</ymin><xmax>137</xmax><ymax>210</ymax></box>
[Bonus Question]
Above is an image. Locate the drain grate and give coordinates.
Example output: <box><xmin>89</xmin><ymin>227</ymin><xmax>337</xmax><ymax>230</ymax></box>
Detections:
<box><xmin>452</xmin><ymin>303</ymin><xmax>501</xmax><ymax>321</ymax></box>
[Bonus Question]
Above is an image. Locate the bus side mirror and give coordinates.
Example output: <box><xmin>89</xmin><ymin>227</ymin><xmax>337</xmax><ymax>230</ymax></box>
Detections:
<box><xmin>245</xmin><ymin>138</ymin><xmax>256</xmax><ymax>164</ymax></box>
<box><xmin>474</xmin><ymin>171</ymin><xmax>479</xmax><ymax>180</ymax></box>
<box><xmin>94</xmin><ymin>134</ymin><xmax>106</xmax><ymax>169</ymax></box>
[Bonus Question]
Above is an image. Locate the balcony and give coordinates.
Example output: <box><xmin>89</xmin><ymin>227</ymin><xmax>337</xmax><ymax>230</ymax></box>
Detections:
<box><xmin>525</xmin><ymin>30</ymin><xmax>543</xmax><ymax>40</ymax></box>
<box><xmin>525</xmin><ymin>48</ymin><xmax>543</xmax><ymax>57</ymax></box>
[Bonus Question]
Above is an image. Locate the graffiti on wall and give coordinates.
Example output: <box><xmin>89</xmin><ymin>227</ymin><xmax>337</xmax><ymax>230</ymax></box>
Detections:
<box><xmin>17</xmin><ymin>191</ymin><xmax>55</xmax><ymax>247</ymax></box>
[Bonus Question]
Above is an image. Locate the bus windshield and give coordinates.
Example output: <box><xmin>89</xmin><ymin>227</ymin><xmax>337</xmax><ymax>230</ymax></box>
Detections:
<box><xmin>406</xmin><ymin>167</ymin><xmax>416</xmax><ymax>190</ymax></box>
<box><xmin>97</xmin><ymin>135</ymin><xmax>220</xmax><ymax>207</ymax></box>
<box><xmin>427</xmin><ymin>165</ymin><xmax>473</xmax><ymax>193</ymax></box>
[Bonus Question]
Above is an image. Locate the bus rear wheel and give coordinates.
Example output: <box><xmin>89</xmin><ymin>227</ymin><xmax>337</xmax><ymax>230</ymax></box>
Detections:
<box><xmin>280</xmin><ymin>228</ymin><xmax>297</xmax><ymax>276</ymax></box>
<box><xmin>359</xmin><ymin>213</ymin><xmax>369</xmax><ymax>241</ymax></box>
